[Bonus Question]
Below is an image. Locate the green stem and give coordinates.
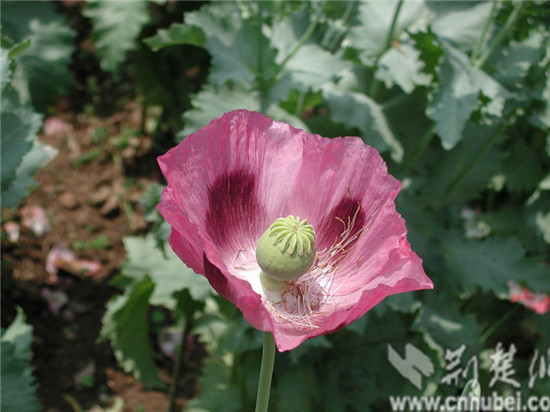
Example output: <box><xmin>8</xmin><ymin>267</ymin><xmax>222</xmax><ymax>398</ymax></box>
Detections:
<box><xmin>443</xmin><ymin>120</ymin><xmax>509</xmax><ymax>203</ymax></box>
<box><xmin>476</xmin><ymin>1</ymin><xmax>525</xmax><ymax>69</ymax></box>
<box><xmin>257</xmin><ymin>2</ymin><xmax>268</xmax><ymax>113</ymax></box>
<box><xmin>479</xmin><ymin>305</ymin><xmax>520</xmax><ymax>344</ymax></box>
<box><xmin>295</xmin><ymin>92</ymin><xmax>306</xmax><ymax>117</ymax></box>
<box><xmin>401</xmin><ymin>124</ymin><xmax>436</xmax><ymax>173</ymax></box>
<box><xmin>368</xmin><ymin>0</ymin><xmax>404</xmax><ymax>99</ymax></box>
<box><xmin>470</xmin><ymin>0</ymin><xmax>498</xmax><ymax>65</ymax></box>
<box><xmin>326</xmin><ymin>0</ymin><xmax>355</xmax><ymax>53</ymax></box>
<box><xmin>168</xmin><ymin>319</ymin><xmax>192</xmax><ymax>412</ymax></box>
<box><xmin>274</xmin><ymin>2</ymin><xmax>326</xmax><ymax>81</ymax></box>
<box><xmin>255</xmin><ymin>332</ymin><xmax>276</xmax><ymax>412</ymax></box>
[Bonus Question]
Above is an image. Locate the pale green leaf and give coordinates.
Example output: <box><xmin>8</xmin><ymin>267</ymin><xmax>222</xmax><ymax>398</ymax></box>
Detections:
<box><xmin>122</xmin><ymin>236</ymin><xmax>211</xmax><ymax>308</ymax></box>
<box><xmin>100</xmin><ymin>280</ymin><xmax>162</xmax><ymax>388</ymax></box>
<box><xmin>180</xmin><ymin>84</ymin><xmax>260</xmax><ymax>139</ymax></box>
<box><xmin>0</xmin><ymin>111</ymin><xmax>36</xmax><ymax>187</ymax></box>
<box><xmin>207</xmin><ymin>22</ymin><xmax>277</xmax><ymax>86</ymax></box>
<box><xmin>184</xmin><ymin>358</ymin><xmax>241</xmax><ymax>412</ymax></box>
<box><xmin>427</xmin><ymin>2</ymin><xmax>494</xmax><ymax>53</ymax></box>
<box><xmin>443</xmin><ymin>236</ymin><xmax>550</xmax><ymax>294</ymax></box>
<box><xmin>144</xmin><ymin>23</ymin><xmax>205</xmax><ymax>51</ymax></box>
<box><xmin>1</xmin><ymin>140</ymin><xmax>54</xmax><ymax>209</ymax></box>
<box><xmin>1</xmin><ymin>308</ymin><xmax>40</xmax><ymax>412</ymax></box>
<box><xmin>349</xmin><ymin>0</ymin><xmax>429</xmax><ymax>65</ymax></box>
<box><xmin>2</xmin><ymin>1</ymin><xmax>75</xmax><ymax>111</ymax></box>
<box><xmin>427</xmin><ymin>43</ymin><xmax>512</xmax><ymax>149</ymax></box>
<box><xmin>376</xmin><ymin>42</ymin><xmax>431</xmax><ymax>93</ymax></box>
<box><xmin>489</xmin><ymin>30</ymin><xmax>546</xmax><ymax>90</ymax></box>
<box><xmin>323</xmin><ymin>85</ymin><xmax>404</xmax><ymax>161</ymax></box>
<box><xmin>414</xmin><ymin>298</ymin><xmax>481</xmax><ymax>356</ymax></box>
<box><xmin>83</xmin><ymin>0</ymin><xmax>148</xmax><ymax>73</ymax></box>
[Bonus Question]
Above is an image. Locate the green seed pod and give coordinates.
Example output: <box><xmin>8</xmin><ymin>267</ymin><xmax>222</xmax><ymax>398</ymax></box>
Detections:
<box><xmin>256</xmin><ymin>215</ymin><xmax>316</xmax><ymax>281</ymax></box>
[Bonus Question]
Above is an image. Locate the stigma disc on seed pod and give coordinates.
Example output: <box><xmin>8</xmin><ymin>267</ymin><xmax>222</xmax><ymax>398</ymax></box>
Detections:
<box><xmin>256</xmin><ymin>215</ymin><xmax>316</xmax><ymax>282</ymax></box>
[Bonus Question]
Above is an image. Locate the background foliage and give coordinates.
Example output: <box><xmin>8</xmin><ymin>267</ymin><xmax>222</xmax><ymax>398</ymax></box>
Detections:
<box><xmin>2</xmin><ymin>1</ymin><xmax>549</xmax><ymax>411</ymax></box>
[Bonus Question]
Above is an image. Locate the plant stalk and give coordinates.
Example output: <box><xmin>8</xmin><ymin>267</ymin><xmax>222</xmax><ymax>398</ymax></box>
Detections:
<box><xmin>476</xmin><ymin>1</ymin><xmax>525</xmax><ymax>69</ymax></box>
<box><xmin>401</xmin><ymin>124</ymin><xmax>436</xmax><ymax>173</ymax></box>
<box><xmin>470</xmin><ymin>0</ymin><xmax>498</xmax><ymax>65</ymax></box>
<box><xmin>168</xmin><ymin>319</ymin><xmax>192</xmax><ymax>412</ymax></box>
<box><xmin>368</xmin><ymin>0</ymin><xmax>404</xmax><ymax>99</ymax></box>
<box><xmin>443</xmin><ymin>120</ymin><xmax>509</xmax><ymax>203</ymax></box>
<box><xmin>274</xmin><ymin>1</ymin><xmax>327</xmax><ymax>81</ymax></box>
<box><xmin>255</xmin><ymin>332</ymin><xmax>276</xmax><ymax>412</ymax></box>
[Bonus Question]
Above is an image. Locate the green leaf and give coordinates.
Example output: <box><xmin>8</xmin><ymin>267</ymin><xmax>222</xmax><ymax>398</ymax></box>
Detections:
<box><xmin>502</xmin><ymin>139</ymin><xmax>545</xmax><ymax>193</ymax></box>
<box><xmin>2</xmin><ymin>307</ymin><xmax>34</xmax><ymax>361</ymax></box>
<box><xmin>144</xmin><ymin>23</ymin><xmax>205</xmax><ymax>51</ymax></box>
<box><xmin>420</xmin><ymin>122</ymin><xmax>505</xmax><ymax>206</ymax></box>
<box><xmin>443</xmin><ymin>236</ymin><xmax>550</xmax><ymax>295</ymax></box>
<box><xmin>276</xmin><ymin>367</ymin><xmax>319</xmax><ymax>412</ymax></box>
<box><xmin>537</xmin><ymin>75</ymin><xmax>550</xmax><ymax>129</ymax></box>
<box><xmin>207</xmin><ymin>22</ymin><xmax>277</xmax><ymax>86</ymax></box>
<box><xmin>193</xmin><ymin>297</ymin><xmax>262</xmax><ymax>356</ymax></box>
<box><xmin>1</xmin><ymin>308</ymin><xmax>41</xmax><ymax>412</ymax></box>
<box><xmin>83</xmin><ymin>0</ymin><xmax>149</xmax><ymax>73</ymax></box>
<box><xmin>184</xmin><ymin>358</ymin><xmax>241</xmax><ymax>412</ymax></box>
<box><xmin>2</xmin><ymin>1</ymin><xmax>75</xmax><ymax>111</ymax></box>
<box><xmin>1</xmin><ymin>140</ymin><xmax>54</xmax><ymax>209</ymax></box>
<box><xmin>1</xmin><ymin>111</ymin><xmax>36</xmax><ymax>187</ymax></box>
<box><xmin>349</xmin><ymin>1</ymin><xmax>429</xmax><ymax>65</ymax></box>
<box><xmin>289</xmin><ymin>335</ymin><xmax>331</xmax><ymax>364</ymax></box>
<box><xmin>0</xmin><ymin>91</ymin><xmax>47</xmax><ymax>208</ymax></box>
<box><xmin>122</xmin><ymin>236</ymin><xmax>211</xmax><ymax>309</ymax></box>
<box><xmin>427</xmin><ymin>2</ymin><xmax>494</xmax><ymax>53</ymax></box>
<box><xmin>180</xmin><ymin>84</ymin><xmax>309</xmax><ymax>140</ymax></box>
<box><xmin>426</xmin><ymin>43</ymin><xmax>512</xmax><ymax>149</ymax></box>
<box><xmin>322</xmin><ymin>85</ymin><xmax>404</xmax><ymax>161</ymax></box>
<box><xmin>264</xmin><ymin>8</ymin><xmax>351</xmax><ymax>102</ymax></box>
<box><xmin>488</xmin><ymin>30</ymin><xmax>546</xmax><ymax>90</ymax></box>
<box><xmin>414</xmin><ymin>298</ymin><xmax>481</xmax><ymax>356</ymax></box>
<box><xmin>270</xmin><ymin>44</ymin><xmax>351</xmax><ymax>101</ymax></box>
<box><xmin>375</xmin><ymin>42</ymin><xmax>432</xmax><ymax>93</ymax></box>
<box><xmin>1</xmin><ymin>48</ymin><xmax>10</xmax><ymax>90</ymax></box>
<box><xmin>180</xmin><ymin>84</ymin><xmax>260</xmax><ymax>139</ymax></box>
<box><xmin>100</xmin><ymin>279</ymin><xmax>162</xmax><ymax>388</ymax></box>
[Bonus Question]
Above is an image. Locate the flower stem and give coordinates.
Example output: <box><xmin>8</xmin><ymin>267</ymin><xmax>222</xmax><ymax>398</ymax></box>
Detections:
<box><xmin>400</xmin><ymin>124</ymin><xmax>436</xmax><ymax>173</ymax></box>
<box><xmin>255</xmin><ymin>332</ymin><xmax>276</xmax><ymax>412</ymax></box>
<box><xmin>470</xmin><ymin>0</ymin><xmax>498</xmax><ymax>66</ymax></box>
<box><xmin>476</xmin><ymin>1</ymin><xmax>525</xmax><ymax>69</ymax></box>
<box><xmin>168</xmin><ymin>319</ymin><xmax>192</xmax><ymax>412</ymax></box>
<box><xmin>274</xmin><ymin>1</ymin><xmax>326</xmax><ymax>81</ymax></box>
<box><xmin>368</xmin><ymin>0</ymin><xmax>404</xmax><ymax>99</ymax></box>
<box><xmin>442</xmin><ymin>119</ymin><xmax>509</xmax><ymax>203</ymax></box>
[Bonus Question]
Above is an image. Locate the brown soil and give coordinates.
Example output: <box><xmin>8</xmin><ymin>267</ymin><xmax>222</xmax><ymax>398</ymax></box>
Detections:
<box><xmin>1</xmin><ymin>101</ymin><xmax>197</xmax><ymax>412</ymax></box>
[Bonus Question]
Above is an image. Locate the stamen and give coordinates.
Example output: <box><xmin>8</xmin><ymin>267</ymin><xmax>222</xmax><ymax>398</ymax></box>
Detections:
<box><xmin>264</xmin><ymin>202</ymin><xmax>366</xmax><ymax>330</ymax></box>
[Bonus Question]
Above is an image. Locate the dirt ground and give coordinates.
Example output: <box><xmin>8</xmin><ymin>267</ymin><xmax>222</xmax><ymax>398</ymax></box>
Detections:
<box><xmin>1</xmin><ymin>101</ymin><xmax>200</xmax><ymax>412</ymax></box>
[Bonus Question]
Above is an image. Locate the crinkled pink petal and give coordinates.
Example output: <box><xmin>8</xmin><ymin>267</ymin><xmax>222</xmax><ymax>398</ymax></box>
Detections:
<box><xmin>158</xmin><ymin>110</ymin><xmax>433</xmax><ymax>352</ymax></box>
<box><xmin>4</xmin><ymin>222</ymin><xmax>20</xmax><ymax>243</ymax></box>
<box><xmin>21</xmin><ymin>206</ymin><xmax>51</xmax><ymax>237</ymax></box>
<box><xmin>509</xmin><ymin>281</ymin><xmax>550</xmax><ymax>315</ymax></box>
<box><xmin>43</xmin><ymin>116</ymin><xmax>69</xmax><ymax>135</ymax></box>
<box><xmin>46</xmin><ymin>244</ymin><xmax>75</xmax><ymax>276</ymax></box>
<box><xmin>41</xmin><ymin>288</ymin><xmax>69</xmax><ymax>315</ymax></box>
<box><xmin>46</xmin><ymin>243</ymin><xmax>102</xmax><ymax>278</ymax></box>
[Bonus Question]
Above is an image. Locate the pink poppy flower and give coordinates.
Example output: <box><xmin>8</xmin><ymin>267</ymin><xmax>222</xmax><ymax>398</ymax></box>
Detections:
<box><xmin>509</xmin><ymin>281</ymin><xmax>550</xmax><ymax>315</ymax></box>
<box><xmin>158</xmin><ymin>110</ymin><xmax>433</xmax><ymax>352</ymax></box>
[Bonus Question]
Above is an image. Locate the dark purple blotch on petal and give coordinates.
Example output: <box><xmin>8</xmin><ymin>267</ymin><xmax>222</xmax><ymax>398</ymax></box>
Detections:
<box><xmin>317</xmin><ymin>197</ymin><xmax>365</xmax><ymax>252</ymax></box>
<box><xmin>206</xmin><ymin>169</ymin><xmax>263</xmax><ymax>247</ymax></box>
<box><xmin>203</xmin><ymin>253</ymin><xmax>235</xmax><ymax>301</ymax></box>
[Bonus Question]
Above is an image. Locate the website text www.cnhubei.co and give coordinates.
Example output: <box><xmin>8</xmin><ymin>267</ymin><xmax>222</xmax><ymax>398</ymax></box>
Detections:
<box><xmin>389</xmin><ymin>392</ymin><xmax>550</xmax><ymax>411</ymax></box>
